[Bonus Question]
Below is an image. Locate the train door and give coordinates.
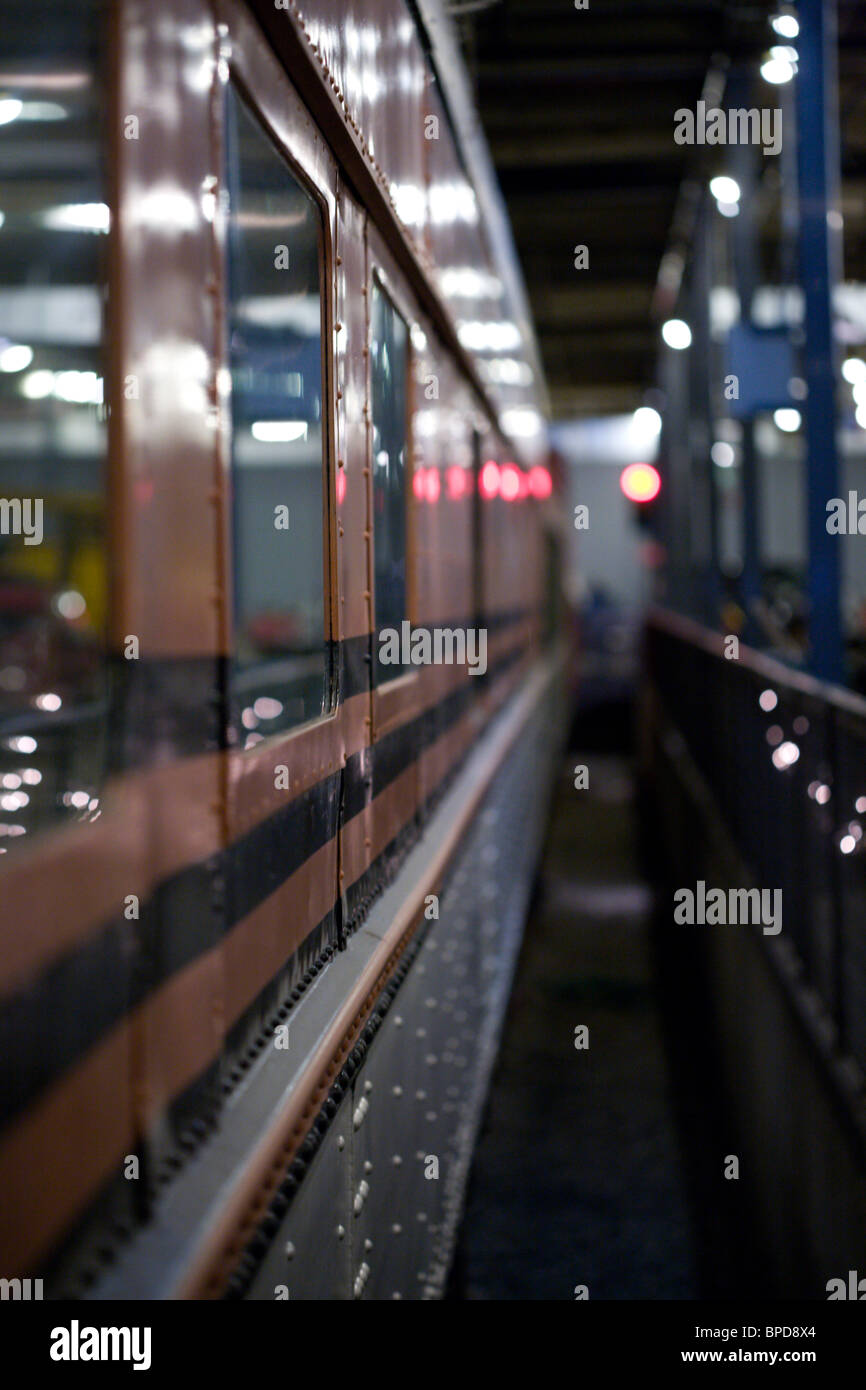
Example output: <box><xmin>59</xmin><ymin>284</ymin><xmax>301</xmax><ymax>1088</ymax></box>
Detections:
<box><xmin>216</xmin><ymin>14</ymin><xmax>345</xmax><ymax>1082</ymax></box>
<box><xmin>364</xmin><ymin>225</ymin><xmax>422</xmax><ymax>871</ymax></box>
<box><xmin>332</xmin><ymin>181</ymin><xmax>375</xmax><ymax>938</ymax></box>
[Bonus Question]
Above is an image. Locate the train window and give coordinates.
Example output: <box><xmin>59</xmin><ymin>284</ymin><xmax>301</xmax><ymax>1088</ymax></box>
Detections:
<box><xmin>0</xmin><ymin>0</ymin><xmax>109</xmax><ymax>856</ymax></box>
<box><xmin>370</xmin><ymin>280</ymin><xmax>409</xmax><ymax>685</ymax></box>
<box><xmin>225</xmin><ymin>86</ymin><xmax>332</xmax><ymax>743</ymax></box>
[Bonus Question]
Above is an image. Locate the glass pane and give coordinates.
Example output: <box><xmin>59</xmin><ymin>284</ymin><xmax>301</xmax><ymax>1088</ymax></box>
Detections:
<box><xmin>371</xmin><ymin>281</ymin><xmax>409</xmax><ymax>684</ymax></box>
<box><xmin>0</xmin><ymin>0</ymin><xmax>109</xmax><ymax>856</ymax></box>
<box><xmin>225</xmin><ymin>86</ymin><xmax>330</xmax><ymax>745</ymax></box>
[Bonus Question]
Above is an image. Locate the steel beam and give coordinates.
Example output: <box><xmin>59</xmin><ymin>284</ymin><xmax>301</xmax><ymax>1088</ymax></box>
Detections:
<box><xmin>797</xmin><ymin>0</ymin><xmax>844</xmax><ymax>683</ymax></box>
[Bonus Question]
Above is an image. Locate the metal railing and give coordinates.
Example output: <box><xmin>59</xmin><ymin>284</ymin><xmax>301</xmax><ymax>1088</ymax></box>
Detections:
<box><xmin>646</xmin><ymin>607</ymin><xmax>866</xmax><ymax>1074</ymax></box>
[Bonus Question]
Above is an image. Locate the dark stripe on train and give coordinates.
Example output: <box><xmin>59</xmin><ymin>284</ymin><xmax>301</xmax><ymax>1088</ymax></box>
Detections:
<box><xmin>105</xmin><ymin>607</ymin><xmax>534</xmax><ymax>769</ymax></box>
<box><xmin>0</xmin><ymin>640</ymin><xmax>530</xmax><ymax>1132</ymax></box>
<box><xmin>40</xmin><ymin>747</ymin><xmax>482</xmax><ymax>1290</ymax></box>
<box><xmin>335</xmin><ymin>631</ymin><xmax>372</xmax><ymax>702</ymax></box>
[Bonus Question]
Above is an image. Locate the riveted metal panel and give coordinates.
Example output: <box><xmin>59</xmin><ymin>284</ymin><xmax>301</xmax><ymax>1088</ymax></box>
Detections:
<box><xmin>340</xmin><ymin>674</ymin><xmax>563</xmax><ymax>1298</ymax></box>
<box><xmin>350</xmin><ymin>979</ymin><xmax>440</xmax><ymax>1300</ymax></box>
<box><xmin>246</xmin><ymin>1097</ymin><xmax>353</xmax><ymax>1301</ymax></box>
<box><xmin>287</xmin><ymin>0</ymin><xmax>429</xmax><ymax>260</ymax></box>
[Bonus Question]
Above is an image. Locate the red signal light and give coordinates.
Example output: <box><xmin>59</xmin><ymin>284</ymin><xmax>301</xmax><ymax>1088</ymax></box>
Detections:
<box><xmin>620</xmin><ymin>462</ymin><xmax>661</xmax><ymax>504</ymax></box>
<box><xmin>447</xmin><ymin>466</ymin><xmax>469</xmax><ymax>500</ymax></box>
<box><xmin>413</xmin><ymin>468</ymin><xmax>426</xmax><ymax>501</ymax></box>
<box><xmin>500</xmin><ymin>463</ymin><xmax>521</xmax><ymax>502</ymax></box>
<box><xmin>424</xmin><ymin>468</ymin><xmax>441</xmax><ymax>504</ymax></box>
<box><xmin>479</xmin><ymin>460</ymin><xmax>500</xmax><ymax>499</ymax></box>
<box><xmin>528</xmin><ymin>465</ymin><xmax>553</xmax><ymax>500</ymax></box>
<box><xmin>336</xmin><ymin>469</ymin><xmax>347</xmax><ymax>505</ymax></box>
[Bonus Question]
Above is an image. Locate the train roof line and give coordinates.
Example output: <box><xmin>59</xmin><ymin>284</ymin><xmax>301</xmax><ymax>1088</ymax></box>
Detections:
<box><xmin>249</xmin><ymin>0</ymin><xmax>547</xmax><ymax>462</ymax></box>
<box><xmin>411</xmin><ymin>0</ymin><xmax>550</xmax><ymax>419</ymax></box>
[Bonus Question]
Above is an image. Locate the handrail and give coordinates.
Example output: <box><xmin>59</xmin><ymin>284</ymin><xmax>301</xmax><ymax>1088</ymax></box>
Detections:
<box><xmin>647</xmin><ymin>605</ymin><xmax>866</xmax><ymax>722</ymax></box>
<box><xmin>645</xmin><ymin>606</ymin><xmax>866</xmax><ymax>1075</ymax></box>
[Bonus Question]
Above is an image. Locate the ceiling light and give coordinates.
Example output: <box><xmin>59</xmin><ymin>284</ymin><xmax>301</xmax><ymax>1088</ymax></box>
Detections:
<box><xmin>0</xmin><ymin>98</ymin><xmax>23</xmax><ymax>125</ymax></box>
<box><xmin>251</xmin><ymin>420</ymin><xmax>308</xmax><ymax>442</ymax></box>
<box><xmin>20</xmin><ymin>369</ymin><xmax>55</xmax><ymax>399</ymax></box>
<box><xmin>662</xmin><ymin>319</ymin><xmax>692</xmax><ymax>350</ymax></box>
<box><xmin>710</xmin><ymin>176</ymin><xmax>740</xmax><ymax>205</ymax></box>
<box><xmin>0</xmin><ymin>344</ymin><xmax>33</xmax><ymax>373</ymax></box>
<box><xmin>771</xmin><ymin>14</ymin><xmax>799</xmax><ymax>39</ymax></box>
<box><xmin>633</xmin><ymin>405</ymin><xmax>662</xmax><ymax>436</ymax></box>
<box><xmin>41</xmin><ymin>202</ymin><xmax>109</xmax><ymax>233</ymax></box>
<box><xmin>761</xmin><ymin>54</ymin><xmax>795</xmax><ymax>84</ymax></box>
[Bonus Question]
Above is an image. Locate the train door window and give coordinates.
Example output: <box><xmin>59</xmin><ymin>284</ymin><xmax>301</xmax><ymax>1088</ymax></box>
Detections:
<box><xmin>0</xmin><ymin>0</ymin><xmax>109</xmax><ymax>855</ymax></box>
<box><xmin>224</xmin><ymin>85</ymin><xmax>332</xmax><ymax>743</ymax></box>
<box><xmin>370</xmin><ymin>279</ymin><xmax>409</xmax><ymax>685</ymax></box>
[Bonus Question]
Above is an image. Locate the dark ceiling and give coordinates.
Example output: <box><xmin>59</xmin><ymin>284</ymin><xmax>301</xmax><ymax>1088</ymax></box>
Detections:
<box><xmin>455</xmin><ymin>0</ymin><xmax>866</xmax><ymax>419</ymax></box>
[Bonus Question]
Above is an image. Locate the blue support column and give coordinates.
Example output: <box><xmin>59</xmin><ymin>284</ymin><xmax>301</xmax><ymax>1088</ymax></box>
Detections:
<box><xmin>728</xmin><ymin>72</ymin><xmax>763</xmax><ymax>640</ymax></box>
<box><xmin>797</xmin><ymin>0</ymin><xmax>844</xmax><ymax>684</ymax></box>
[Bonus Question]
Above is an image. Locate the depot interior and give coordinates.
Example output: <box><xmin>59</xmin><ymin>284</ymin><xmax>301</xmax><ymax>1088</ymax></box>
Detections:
<box><xmin>3</xmin><ymin>0</ymin><xmax>866</xmax><ymax>1302</ymax></box>
<box><xmin>451</xmin><ymin>0</ymin><xmax>866</xmax><ymax>1300</ymax></box>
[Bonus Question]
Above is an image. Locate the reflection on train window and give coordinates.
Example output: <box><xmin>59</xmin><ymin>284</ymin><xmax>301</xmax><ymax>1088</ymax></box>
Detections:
<box><xmin>0</xmin><ymin>0</ymin><xmax>109</xmax><ymax>856</ymax></box>
<box><xmin>371</xmin><ymin>281</ymin><xmax>409</xmax><ymax>684</ymax></box>
<box><xmin>225</xmin><ymin>87</ymin><xmax>331</xmax><ymax>744</ymax></box>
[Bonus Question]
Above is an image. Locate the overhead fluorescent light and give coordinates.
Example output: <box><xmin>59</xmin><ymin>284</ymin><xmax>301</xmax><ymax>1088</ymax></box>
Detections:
<box><xmin>251</xmin><ymin>420</ymin><xmax>308</xmax><ymax>443</ymax></box>
<box><xmin>41</xmin><ymin>202</ymin><xmax>109</xmax><ymax>233</ymax></box>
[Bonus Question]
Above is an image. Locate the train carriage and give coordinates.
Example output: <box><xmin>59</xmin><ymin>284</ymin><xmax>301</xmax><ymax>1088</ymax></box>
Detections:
<box><xmin>0</xmin><ymin>0</ymin><xmax>564</xmax><ymax>1298</ymax></box>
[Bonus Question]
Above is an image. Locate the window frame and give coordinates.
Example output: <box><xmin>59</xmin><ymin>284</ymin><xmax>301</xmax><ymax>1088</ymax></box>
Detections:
<box><xmin>222</xmin><ymin>62</ymin><xmax>339</xmax><ymax>736</ymax></box>
<box><xmin>218</xmin><ymin>13</ymin><xmax>347</xmax><ymax>843</ymax></box>
<box><xmin>366</xmin><ymin>227</ymin><xmax>421</xmax><ymax>740</ymax></box>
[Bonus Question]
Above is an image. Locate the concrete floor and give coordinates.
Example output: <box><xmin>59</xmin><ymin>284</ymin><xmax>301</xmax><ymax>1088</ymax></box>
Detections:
<box><xmin>454</xmin><ymin>753</ymin><xmax>698</xmax><ymax>1300</ymax></box>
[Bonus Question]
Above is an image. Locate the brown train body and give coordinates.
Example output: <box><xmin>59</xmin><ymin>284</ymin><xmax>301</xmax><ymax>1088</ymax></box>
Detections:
<box><xmin>0</xmin><ymin>0</ymin><xmax>565</xmax><ymax>1298</ymax></box>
